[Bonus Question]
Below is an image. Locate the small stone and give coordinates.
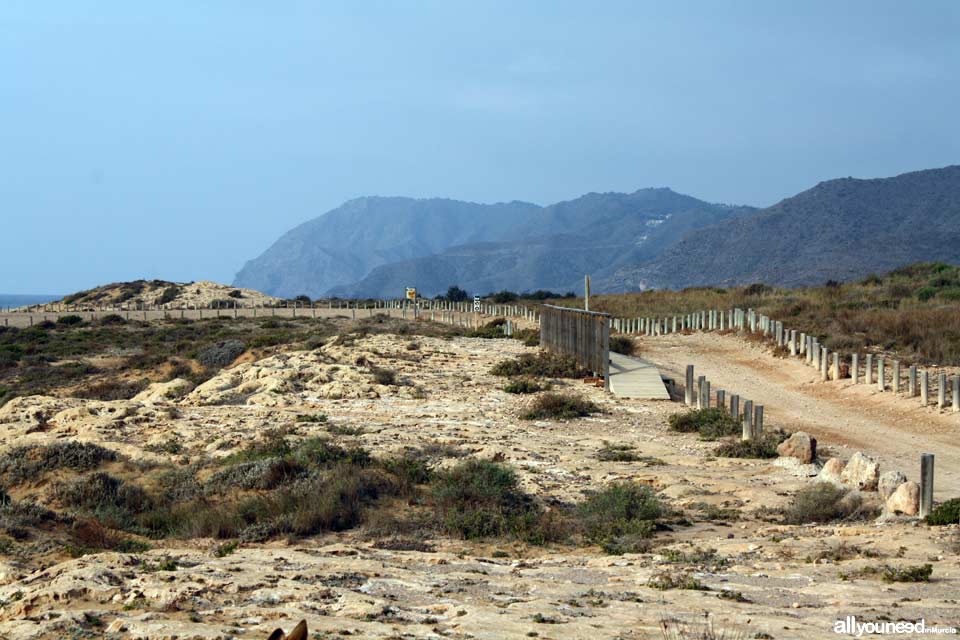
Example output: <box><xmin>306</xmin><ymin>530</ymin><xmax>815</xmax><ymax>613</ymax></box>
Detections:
<box><xmin>879</xmin><ymin>470</ymin><xmax>908</xmax><ymax>500</ymax></box>
<box><xmin>777</xmin><ymin>431</ymin><xmax>817</xmax><ymax>464</ymax></box>
<box><xmin>840</xmin><ymin>452</ymin><xmax>880</xmax><ymax>491</ymax></box>
<box><xmin>885</xmin><ymin>481</ymin><xmax>920</xmax><ymax>516</ymax></box>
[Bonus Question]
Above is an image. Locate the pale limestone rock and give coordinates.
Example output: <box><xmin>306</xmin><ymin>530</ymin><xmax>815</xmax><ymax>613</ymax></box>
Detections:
<box><xmin>879</xmin><ymin>470</ymin><xmax>908</xmax><ymax>500</ymax></box>
<box><xmin>886</xmin><ymin>481</ymin><xmax>920</xmax><ymax>516</ymax></box>
<box><xmin>776</xmin><ymin>431</ymin><xmax>817</xmax><ymax>463</ymax></box>
<box><xmin>816</xmin><ymin>457</ymin><xmax>845</xmax><ymax>486</ymax></box>
<box><xmin>840</xmin><ymin>452</ymin><xmax>880</xmax><ymax>491</ymax></box>
<box><xmin>132</xmin><ymin>378</ymin><xmax>193</xmax><ymax>403</ymax></box>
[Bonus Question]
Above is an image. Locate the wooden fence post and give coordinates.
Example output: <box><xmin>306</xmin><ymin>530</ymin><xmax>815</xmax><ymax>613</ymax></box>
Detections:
<box><xmin>741</xmin><ymin>400</ymin><xmax>753</xmax><ymax>441</ymax></box>
<box><xmin>920</xmin><ymin>453</ymin><xmax>934</xmax><ymax>519</ymax></box>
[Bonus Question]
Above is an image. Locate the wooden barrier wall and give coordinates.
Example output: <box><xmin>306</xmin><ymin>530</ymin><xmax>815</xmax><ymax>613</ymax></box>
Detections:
<box><xmin>539</xmin><ymin>304</ymin><xmax>610</xmax><ymax>388</ymax></box>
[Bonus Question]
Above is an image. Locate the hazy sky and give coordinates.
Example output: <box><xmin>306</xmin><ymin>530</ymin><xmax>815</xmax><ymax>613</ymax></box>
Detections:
<box><xmin>2</xmin><ymin>1</ymin><xmax>958</xmax><ymax>294</ymax></box>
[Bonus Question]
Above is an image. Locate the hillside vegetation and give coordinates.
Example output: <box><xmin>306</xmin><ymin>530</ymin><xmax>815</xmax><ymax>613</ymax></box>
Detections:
<box><xmin>553</xmin><ymin>262</ymin><xmax>960</xmax><ymax>365</ymax></box>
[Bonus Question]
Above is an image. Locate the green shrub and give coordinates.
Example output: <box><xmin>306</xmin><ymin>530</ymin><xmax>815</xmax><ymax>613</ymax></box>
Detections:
<box><xmin>782</xmin><ymin>482</ymin><xmax>875</xmax><ymax>524</ymax></box>
<box><xmin>520</xmin><ymin>392</ymin><xmax>599</xmax><ymax>420</ymax></box>
<box><xmin>668</xmin><ymin>408</ymin><xmax>740</xmax><ymax>440</ymax></box>
<box><xmin>714</xmin><ymin>432</ymin><xmax>787</xmax><ymax>459</ymax></box>
<box><xmin>57</xmin><ymin>315</ymin><xmax>84</xmax><ymax>327</ymax></box>
<box><xmin>370</xmin><ymin>366</ymin><xmax>398</xmax><ymax>386</ymax></box>
<box><xmin>608</xmin><ymin>336</ymin><xmax>635</xmax><ymax>356</ymax></box>
<box><xmin>595</xmin><ymin>442</ymin><xmax>640</xmax><ymax>462</ymax></box>
<box><xmin>205</xmin><ymin>458</ymin><xmax>305</xmax><ymax>492</ymax></box>
<box><xmin>431</xmin><ymin>460</ymin><xmax>545</xmax><ymax>541</ymax></box>
<box><xmin>647</xmin><ymin>570</ymin><xmax>708</xmax><ymax>591</ymax></box>
<box><xmin>503</xmin><ymin>378</ymin><xmax>546</xmax><ymax>394</ymax></box>
<box><xmin>513</xmin><ymin>328</ymin><xmax>540</xmax><ymax>347</ymax></box>
<box><xmin>917</xmin><ymin>287</ymin><xmax>937</xmax><ymax>301</ymax></box>
<box><xmin>577</xmin><ymin>482</ymin><xmax>661</xmax><ymax>554</ymax></box>
<box><xmin>490</xmin><ymin>351</ymin><xmax>589</xmax><ymax>378</ymax></box>
<box><xmin>882</xmin><ymin>564</ymin><xmax>933</xmax><ymax>583</ymax></box>
<box><xmin>74</xmin><ymin>378</ymin><xmax>150</xmax><ymax>401</ymax></box>
<box><xmin>467</xmin><ymin>318</ymin><xmax>509</xmax><ymax>339</ymax></box>
<box><xmin>55</xmin><ymin>472</ymin><xmax>152</xmax><ymax>529</ymax></box>
<box><xmin>158</xmin><ymin>286</ymin><xmax>182</xmax><ymax>305</ymax></box>
<box><xmin>197</xmin><ymin>340</ymin><xmax>246</xmax><ymax>369</ymax></box>
<box><xmin>926</xmin><ymin>498</ymin><xmax>960</xmax><ymax>525</ymax></box>
<box><xmin>938</xmin><ymin>288</ymin><xmax>960</xmax><ymax>301</ymax></box>
<box><xmin>295</xmin><ymin>414</ymin><xmax>328</xmax><ymax>423</ymax></box>
<box><xmin>0</xmin><ymin>442</ymin><xmax>118</xmax><ymax>484</ymax></box>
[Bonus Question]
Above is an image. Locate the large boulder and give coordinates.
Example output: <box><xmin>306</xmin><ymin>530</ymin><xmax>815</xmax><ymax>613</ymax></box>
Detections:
<box><xmin>817</xmin><ymin>457</ymin><xmax>846</xmax><ymax>486</ymax></box>
<box><xmin>840</xmin><ymin>452</ymin><xmax>880</xmax><ymax>491</ymax></box>
<box><xmin>885</xmin><ymin>481</ymin><xmax>920</xmax><ymax>516</ymax></box>
<box><xmin>878</xmin><ymin>470</ymin><xmax>908</xmax><ymax>501</ymax></box>
<box><xmin>776</xmin><ymin>431</ymin><xmax>817</xmax><ymax>464</ymax></box>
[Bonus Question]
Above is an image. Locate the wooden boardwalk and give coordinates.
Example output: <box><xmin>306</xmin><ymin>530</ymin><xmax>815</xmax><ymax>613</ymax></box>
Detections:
<box><xmin>608</xmin><ymin>352</ymin><xmax>671</xmax><ymax>400</ymax></box>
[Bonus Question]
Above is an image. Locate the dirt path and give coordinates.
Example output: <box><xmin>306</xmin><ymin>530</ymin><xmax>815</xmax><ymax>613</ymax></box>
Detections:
<box><xmin>641</xmin><ymin>332</ymin><xmax>960</xmax><ymax>498</ymax></box>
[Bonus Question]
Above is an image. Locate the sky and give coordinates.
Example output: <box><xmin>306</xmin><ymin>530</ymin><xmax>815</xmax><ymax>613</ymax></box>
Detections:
<box><xmin>2</xmin><ymin>1</ymin><xmax>958</xmax><ymax>294</ymax></box>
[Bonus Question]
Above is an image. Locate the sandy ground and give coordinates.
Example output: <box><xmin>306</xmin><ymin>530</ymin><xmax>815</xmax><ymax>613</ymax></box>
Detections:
<box><xmin>0</xmin><ymin>331</ymin><xmax>957</xmax><ymax>639</ymax></box>
<box><xmin>641</xmin><ymin>332</ymin><xmax>960</xmax><ymax>498</ymax></box>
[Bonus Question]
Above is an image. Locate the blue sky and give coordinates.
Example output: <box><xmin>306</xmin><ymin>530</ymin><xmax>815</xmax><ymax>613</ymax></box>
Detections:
<box><xmin>2</xmin><ymin>1</ymin><xmax>958</xmax><ymax>294</ymax></box>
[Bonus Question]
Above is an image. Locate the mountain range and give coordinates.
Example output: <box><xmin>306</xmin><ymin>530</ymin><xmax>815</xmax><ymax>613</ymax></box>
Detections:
<box><xmin>235</xmin><ymin>189</ymin><xmax>754</xmax><ymax>298</ymax></box>
<box><xmin>234</xmin><ymin>165</ymin><xmax>960</xmax><ymax>298</ymax></box>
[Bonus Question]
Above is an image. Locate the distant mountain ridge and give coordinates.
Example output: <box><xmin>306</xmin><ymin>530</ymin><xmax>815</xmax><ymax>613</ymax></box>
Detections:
<box><xmin>235</xmin><ymin>165</ymin><xmax>960</xmax><ymax>298</ymax></box>
<box><xmin>236</xmin><ymin>189</ymin><xmax>754</xmax><ymax>298</ymax></box>
<box><xmin>609</xmin><ymin>165</ymin><xmax>960</xmax><ymax>290</ymax></box>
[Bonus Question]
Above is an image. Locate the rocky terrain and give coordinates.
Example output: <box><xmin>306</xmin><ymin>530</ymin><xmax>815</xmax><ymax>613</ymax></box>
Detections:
<box><xmin>56</xmin><ymin>280</ymin><xmax>280</xmax><ymax>309</ymax></box>
<box><xmin>0</xmin><ymin>322</ymin><xmax>957</xmax><ymax>639</ymax></box>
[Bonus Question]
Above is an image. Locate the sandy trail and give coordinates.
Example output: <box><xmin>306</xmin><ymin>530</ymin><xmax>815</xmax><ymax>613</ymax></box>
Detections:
<box><xmin>641</xmin><ymin>332</ymin><xmax>960</xmax><ymax>497</ymax></box>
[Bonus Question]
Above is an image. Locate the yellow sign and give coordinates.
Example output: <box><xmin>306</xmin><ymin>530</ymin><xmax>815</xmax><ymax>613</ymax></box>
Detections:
<box><xmin>405</xmin><ymin>287</ymin><xmax>417</xmax><ymax>300</ymax></box>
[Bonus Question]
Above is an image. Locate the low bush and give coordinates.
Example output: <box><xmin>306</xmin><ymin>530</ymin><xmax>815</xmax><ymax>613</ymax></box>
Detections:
<box><xmin>490</xmin><ymin>351</ymin><xmax>589</xmax><ymax>378</ymax></box>
<box><xmin>668</xmin><ymin>408</ymin><xmax>740</xmax><ymax>440</ymax></box>
<box><xmin>295</xmin><ymin>414</ymin><xmax>328</xmax><ymax>423</ymax></box>
<box><xmin>431</xmin><ymin>460</ymin><xmax>555</xmax><ymax>543</ymax></box>
<box><xmin>370</xmin><ymin>366</ymin><xmax>399</xmax><ymax>386</ymax></box>
<box><xmin>74</xmin><ymin>378</ymin><xmax>150</xmax><ymax>401</ymax></box>
<box><xmin>513</xmin><ymin>328</ymin><xmax>540</xmax><ymax>347</ymax></box>
<box><xmin>467</xmin><ymin>318</ymin><xmax>508</xmax><ymax>339</ymax></box>
<box><xmin>520</xmin><ymin>392</ymin><xmax>599</xmax><ymax>420</ymax></box>
<box><xmin>205</xmin><ymin>458</ymin><xmax>305</xmax><ymax>492</ymax></box>
<box><xmin>608</xmin><ymin>336</ymin><xmax>635</xmax><ymax>356</ymax></box>
<box><xmin>0</xmin><ymin>442</ymin><xmax>118</xmax><ymax>484</ymax></box>
<box><xmin>596</xmin><ymin>442</ymin><xmax>641</xmax><ymax>462</ymax></box>
<box><xmin>926</xmin><ymin>498</ymin><xmax>960</xmax><ymax>525</ymax></box>
<box><xmin>158</xmin><ymin>286</ymin><xmax>182</xmax><ymax>305</ymax></box>
<box><xmin>57</xmin><ymin>315</ymin><xmax>84</xmax><ymax>327</ymax></box>
<box><xmin>55</xmin><ymin>472</ymin><xmax>152</xmax><ymax>529</ymax></box>
<box><xmin>197</xmin><ymin>340</ymin><xmax>246</xmax><ymax>369</ymax></box>
<box><xmin>714</xmin><ymin>432</ymin><xmax>787</xmax><ymax>459</ymax></box>
<box><xmin>503</xmin><ymin>378</ymin><xmax>547</xmax><ymax>394</ymax></box>
<box><xmin>782</xmin><ymin>482</ymin><xmax>876</xmax><ymax>524</ymax></box>
<box><xmin>882</xmin><ymin>564</ymin><xmax>933</xmax><ymax>583</ymax></box>
<box><xmin>577</xmin><ymin>482</ymin><xmax>662</xmax><ymax>554</ymax></box>
<box><xmin>647</xmin><ymin>570</ymin><xmax>708</xmax><ymax>591</ymax></box>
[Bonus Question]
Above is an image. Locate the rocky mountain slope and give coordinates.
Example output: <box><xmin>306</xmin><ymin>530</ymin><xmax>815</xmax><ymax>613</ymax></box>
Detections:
<box><xmin>233</xmin><ymin>197</ymin><xmax>541</xmax><ymax>299</ymax></box>
<box><xmin>238</xmin><ymin>189</ymin><xmax>753</xmax><ymax>298</ymax></box>
<box><xmin>610</xmin><ymin>165</ymin><xmax>960</xmax><ymax>290</ymax></box>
